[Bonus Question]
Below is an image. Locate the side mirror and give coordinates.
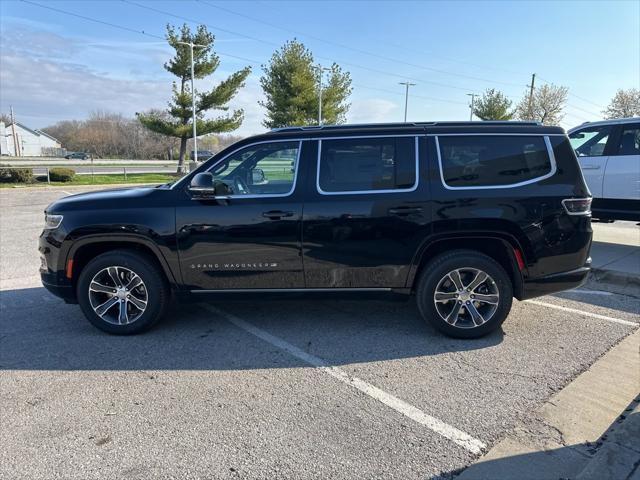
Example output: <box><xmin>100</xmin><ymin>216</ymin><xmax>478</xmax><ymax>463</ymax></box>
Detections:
<box><xmin>251</xmin><ymin>167</ymin><xmax>266</xmax><ymax>184</ymax></box>
<box><xmin>188</xmin><ymin>172</ymin><xmax>216</xmax><ymax>197</ymax></box>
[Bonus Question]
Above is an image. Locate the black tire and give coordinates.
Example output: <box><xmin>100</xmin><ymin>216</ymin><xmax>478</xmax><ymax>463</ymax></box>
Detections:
<box><xmin>415</xmin><ymin>250</ymin><xmax>513</xmax><ymax>339</ymax></box>
<box><xmin>76</xmin><ymin>250</ymin><xmax>170</xmax><ymax>334</ymax></box>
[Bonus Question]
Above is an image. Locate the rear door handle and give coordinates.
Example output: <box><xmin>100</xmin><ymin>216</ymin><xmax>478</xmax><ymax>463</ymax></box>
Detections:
<box><xmin>262</xmin><ymin>210</ymin><xmax>294</xmax><ymax>220</ymax></box>
<box><xmin>388</xmin><ymin>206</ymin><xmax>423</xmax><ymax>216</ymax></box>
<box><xmin>582</xmin><ymin>164</ymin><xmax>601</xmax><ymax>170</ymax></box>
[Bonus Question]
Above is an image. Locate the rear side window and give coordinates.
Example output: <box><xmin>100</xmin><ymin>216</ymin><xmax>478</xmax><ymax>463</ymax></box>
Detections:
<box><xmin>615</xmin><ymin>124</ymin><xmax>640</xmax><ymax>156</ymax></box>
<box><xmin>437</xmin><ymin>135</ymin><xmax>553</xmax><ymax>188</ymax></box>
<box><xmin>318</xmin><ymin>137</ymin><xmax>417</xmax><ymax>193</ymax></box>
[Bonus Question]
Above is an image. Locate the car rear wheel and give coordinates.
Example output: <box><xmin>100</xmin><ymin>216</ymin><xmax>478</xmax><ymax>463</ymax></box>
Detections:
<box><xmin>77</xmin><ymin>250</ymin><xmax>170</xmax><ymax>334</ymax></box>
<box><xmin>416</xmin><ymin>250</ymin><xmax>513</xmax><ymax>338</ymax></box>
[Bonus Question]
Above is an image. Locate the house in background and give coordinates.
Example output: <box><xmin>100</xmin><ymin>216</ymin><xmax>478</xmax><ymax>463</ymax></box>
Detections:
<box><xmin>0</xmin><ymin>121</ymin><xmax>63</xmax><ymax>157</ymax></box>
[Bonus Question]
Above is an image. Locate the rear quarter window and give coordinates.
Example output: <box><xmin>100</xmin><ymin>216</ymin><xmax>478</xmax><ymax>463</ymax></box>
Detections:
<box><xmin>437</xmin><ymin>135</ymin><xmax>554</xmax><ymax>188</ymax></box>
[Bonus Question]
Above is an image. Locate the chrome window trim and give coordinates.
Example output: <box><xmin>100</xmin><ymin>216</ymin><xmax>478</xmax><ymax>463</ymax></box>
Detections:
<box><xmin>435</xmin><ymin>134</ymin><xmax>558</xmax><ymax>191</ymax></box>
<box><xmin>316</xmin><ymin>135</ymin><xmax>420</xmax><ymax>196</ymax></box>
<box><xmin>171</xmin><ymin>138</ymin><xmax>308</xmax><ymax>193</ymax></box>
<box><xmin>176</xmin><ymin>139</ymin><xmax>304</xmax><ymax>199</ymax></box>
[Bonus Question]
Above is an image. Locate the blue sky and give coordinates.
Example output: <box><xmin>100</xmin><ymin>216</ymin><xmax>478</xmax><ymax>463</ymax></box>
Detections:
<box><xmin>1</xmin><ymin>0</ymin><xmax>638</xmax><ymax>135</ymax></box>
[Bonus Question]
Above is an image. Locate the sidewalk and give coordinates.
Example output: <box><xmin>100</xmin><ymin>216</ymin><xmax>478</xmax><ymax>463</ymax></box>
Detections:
<box><xmin>455</xmin><ymin>329</ymin><xmax>640</xmax><ymax>480</ymax></box>
<box><xmin>588</xmin><ymin>222</ymin><xmax>639</xmax><ymax>296</ymax></box>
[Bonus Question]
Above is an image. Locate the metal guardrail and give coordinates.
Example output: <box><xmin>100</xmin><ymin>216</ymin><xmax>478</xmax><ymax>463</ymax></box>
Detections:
<box><xmin>0</xmin><ymin>165</ymin><xmax>176</xmax><ymax>184</ymax></box>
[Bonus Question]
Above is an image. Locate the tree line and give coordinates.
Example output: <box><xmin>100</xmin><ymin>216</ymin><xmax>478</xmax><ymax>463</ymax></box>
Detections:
<box><xmin>13</xmin><ymin>23</ymin><xmax>637</xmax><ymax>168</ymax></box>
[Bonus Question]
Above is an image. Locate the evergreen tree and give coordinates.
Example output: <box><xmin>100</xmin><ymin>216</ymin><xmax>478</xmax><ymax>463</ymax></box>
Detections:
<box><xmin>473</xmin><ymin>88</ymin><xmax>514</xmax><ymax>120</ymax></box>
<box><xmin>137</xmin><ymin>24</ymin><xmax>251</xmax><ymax>172</ymax></box>
<box><xmin>259</xmin><ymin>40</ymin><xmax>352</xmax><ymax>128</ymax></box>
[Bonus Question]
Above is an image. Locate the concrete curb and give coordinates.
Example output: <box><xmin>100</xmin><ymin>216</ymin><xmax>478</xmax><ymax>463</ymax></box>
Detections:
<box><xmin>457</xmin><ymin>329</ymin><xmax>640</xmax><ymax>480</ymax></box>
<box><xmin>587</xmin><ymin>269</ymin><xmax>640</xmax><ymax>298</ymax></box>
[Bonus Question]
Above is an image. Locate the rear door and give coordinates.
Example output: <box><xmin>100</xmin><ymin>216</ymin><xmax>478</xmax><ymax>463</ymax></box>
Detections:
<box><xmin>569</xmin><ymin>124</ymin><xmax>614</xmax><ymax>197</ymax></box>
<box><xmin>603</xmin><ymin>122</ymin><xmax>640</xmax><ymax>201</ymax></box>
<box><xmin>301</xmin><ymin>135</ymin><xmax>430</xmax><ymax>289</ymax></box>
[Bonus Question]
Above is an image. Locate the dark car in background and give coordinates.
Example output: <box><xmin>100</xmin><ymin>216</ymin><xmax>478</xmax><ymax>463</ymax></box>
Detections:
<box><xmin>40</xmin><ymin>121</ymin><xmax>592</xmax><ymax>339</ymax></box>
<box><xmin>64</xmin><ymin>152</ymin><xmax>91</xmax><ymax>160</ymax></box>
<box><xmin>190</xmin><ymin>150</ymin><xmax>215</xmax><ymax>161</ymax></box>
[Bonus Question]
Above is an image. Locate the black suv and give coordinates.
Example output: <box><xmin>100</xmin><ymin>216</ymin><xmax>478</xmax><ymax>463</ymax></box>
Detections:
<box><xmin>40</xmin><ymin>122</ymin><xmax>592</xmax><ymax>338</ymax></box>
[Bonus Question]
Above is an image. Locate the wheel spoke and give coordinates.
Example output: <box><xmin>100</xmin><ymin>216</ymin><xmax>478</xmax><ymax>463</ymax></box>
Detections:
<box><xmin>107</xmin><ymin>267</ymin><xmax>123</xmax><ymax>288</ymax></box>
<box><xmin>445</xmin><ymin>302</ymin><xmax>462</xmax><ymax>325</ymax></box>
<box><xmin>466</xmin><ymin>302</ymin><xmax>486</xmax><ymax>326</ymax></box>
<box><xmin>90</xmin><ymin>281</ymin><xmax>114</xmax><ymax>294</ymax></box>
<box><xmin>435</xmin><ymin>291</ymin><xmax>458</xmax><ymax>302</ymax></box>
<box><xmin>125</xmin><ymin>274</ymin><xmax>143</xmax><ymax>291</ymax></box>
<box><xmin>448</xmin><ymin>270</ymin><xmax>464</xmax><ymax>290</ymax></box>
<box><xmin>467</xmin><ymin>271</ymin><xmax>488</xmax><ymax>292</ymax></box>
<box><xmin>118</xmin><ymin>301</ymin><xmax>129</xmax><ymax>324</ymax></box>
<box><xmin>473</xmin><ymin>293</ymin><xmax>499</xmax><ymax>305</ymax></box>
<box><xmin>95</xmin><ymin>297</ymin><xmax>118</xmax><ymax>317</ymax></box>
<box><xmin>127</xmin><ymin>294</ymin><xmax>147</xmax><ymax>311</ymax></box>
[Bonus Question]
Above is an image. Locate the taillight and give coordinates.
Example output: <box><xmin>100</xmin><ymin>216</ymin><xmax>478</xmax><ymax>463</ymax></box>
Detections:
<box><xmin>562</xmin><ymin>198</ymin><xmax>592</xmax><ymax>216</ymax></box>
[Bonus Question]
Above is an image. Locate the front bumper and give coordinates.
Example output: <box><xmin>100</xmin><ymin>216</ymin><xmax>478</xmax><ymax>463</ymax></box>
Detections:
<box><xmin>41</xmin><ymin>275</ymin><xmax>77</xmax><ymax>303</ymax></box>
<box><xmin>520</xmin><ymin>259</ymin><xmax>591</xmax><ymax>300</ymax></box>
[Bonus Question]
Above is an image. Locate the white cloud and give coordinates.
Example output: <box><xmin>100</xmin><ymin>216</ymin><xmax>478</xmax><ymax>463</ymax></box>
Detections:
<box><xmin>347</xmin><ymin>98</ymin><xmax>399</xmax><ymax>124</ymax></box>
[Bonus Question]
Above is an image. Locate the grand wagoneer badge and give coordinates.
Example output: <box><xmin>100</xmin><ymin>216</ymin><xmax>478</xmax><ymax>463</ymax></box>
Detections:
<box><xmin>190</xmin><ymin>262</ymin><xmax>279</xmax><ymax>269</ymax></box>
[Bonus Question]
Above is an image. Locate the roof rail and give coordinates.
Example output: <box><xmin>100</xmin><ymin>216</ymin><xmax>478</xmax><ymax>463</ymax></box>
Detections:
<box><xmin>270</xmin><ymin>121</ymin><xmax>541</xmax><ymax>132</ymax></box>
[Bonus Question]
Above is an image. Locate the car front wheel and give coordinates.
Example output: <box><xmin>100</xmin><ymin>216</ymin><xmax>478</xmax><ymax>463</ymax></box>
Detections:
<box><xmin>76</xmin><ymin>250</ymin><xmax>170</xmax><ymax>334</ymax></box>
<box><xmin>416</xmin><ymin>250</ymin><xmax>513</xmax><ymax>339</ymax></box>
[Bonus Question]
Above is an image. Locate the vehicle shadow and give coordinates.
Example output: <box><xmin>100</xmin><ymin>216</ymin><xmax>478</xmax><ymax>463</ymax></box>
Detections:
<box><xmin>0</xmin><ymin>286</ymin><xmax>503</xmax><ymax>371</ymax></box>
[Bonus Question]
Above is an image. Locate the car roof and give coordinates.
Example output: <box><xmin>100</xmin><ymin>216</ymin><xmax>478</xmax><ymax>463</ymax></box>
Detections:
<box><xmin>568</xmin><ymin>117</ymin><xmax>640</xmax><ymax>133</ymax></box>
<box><xmin>248</xmin><ymin>121</ymin><xmax>565</xmax><ymax>142</ymax></box>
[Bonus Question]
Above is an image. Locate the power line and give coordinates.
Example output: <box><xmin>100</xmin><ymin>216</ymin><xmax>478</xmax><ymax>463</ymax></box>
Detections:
<box><xmin>197</xmin><ymin>0</ymin><xmax>528</xmax><ymax>89</ymax></box>
<box><xmin>19</xmin><ymin>0</ymin><xmax>479</xmax><ymax>111</ymax></box>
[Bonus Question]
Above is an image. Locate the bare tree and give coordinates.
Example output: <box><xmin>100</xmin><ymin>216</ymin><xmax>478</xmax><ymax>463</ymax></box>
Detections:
<box><xmin>0</xmin><ymin>113</ymin><xmax>11</xmax><ymax>124</ymax></box>
<box><xmin>603</xmin><ymin>88</ymin><xmax>640</xmax><ymax>119</ymax></box>
<box><xmin>516</xmin><ymin>83</ymin><xmax>568</xmax><ymax>125</ymax></box>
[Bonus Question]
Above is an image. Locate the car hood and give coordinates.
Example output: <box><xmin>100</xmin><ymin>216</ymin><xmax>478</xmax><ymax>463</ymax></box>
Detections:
<box><xmin>46</xmin><ymin>186</ymin><xmax>168</xmax><ymax>213</ymax></box>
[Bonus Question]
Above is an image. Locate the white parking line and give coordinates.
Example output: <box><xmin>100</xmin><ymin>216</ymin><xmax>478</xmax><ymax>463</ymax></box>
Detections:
<box><xmin>200</xmin><ymin>304</ymin><xmax>487</xmax><ymax>455</ymax></box>
<box><xmin>525</xmin><ymin>300</ymin><xmax>638</xmax><ymax>327</ymax></box>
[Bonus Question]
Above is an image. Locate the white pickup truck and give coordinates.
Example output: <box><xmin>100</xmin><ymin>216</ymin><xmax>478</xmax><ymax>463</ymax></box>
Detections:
<box><xmin>568</xmin><ymin>117</ymin><xmax>640</xmax><ymax>221</ymax></box>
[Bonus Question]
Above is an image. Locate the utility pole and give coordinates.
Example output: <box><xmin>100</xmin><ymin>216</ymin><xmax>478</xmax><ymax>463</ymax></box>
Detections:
<box><xmin>316</xmin><ymin>65</ymin><xmax>331</xmax><ymax>125</ymax></box>
<box><xmin>399</xmin><ymin>82</ymin><xmax>416</xmax><ymax>122</ymax></box>
<box><xmin>466</xmin><ymin>93</ymin><xmax>477</xmax><ymax>121</ymax></box>
<box><xmin>176</xmin><ymin>41</ymin><xmax>207</xmax><ymax>168</ymax></box>
<box><xmin>9</xmin><ymin>106</ymin><xmax>19</xmax><ymax>157</ymax></box>
<box><xmin>527</xmin><ymin>73</ymin><xmax>536</xmax><ymax>120</ymax></box>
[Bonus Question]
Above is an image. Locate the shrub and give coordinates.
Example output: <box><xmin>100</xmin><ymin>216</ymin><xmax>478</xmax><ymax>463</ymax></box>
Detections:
<box><xmin>49</xmin><ymin>167</ymin><xmax>76</xmax><ymax>182</ymax></box>
<box><xmin>0</xmin><ymin>165</ymin><xmax>34</xmax><ymax>183</ymax></box>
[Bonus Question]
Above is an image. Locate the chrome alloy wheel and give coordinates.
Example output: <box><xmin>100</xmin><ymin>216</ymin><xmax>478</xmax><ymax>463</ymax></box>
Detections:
<box><xmin>88</xmin><ymin>266</ymin><xmax>148</xmax><ymax>325</ymax></box>
<box><xmin>433</xmin><ymin>268</ymin><xmax>500</xmax><ymax>328</ymax></box>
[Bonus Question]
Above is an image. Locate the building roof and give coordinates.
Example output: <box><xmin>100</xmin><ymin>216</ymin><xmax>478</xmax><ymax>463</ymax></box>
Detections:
<box><xmin>5</xmin><ymin>122</ymin><xmax>60</xmax><ymax>143</ymax></box>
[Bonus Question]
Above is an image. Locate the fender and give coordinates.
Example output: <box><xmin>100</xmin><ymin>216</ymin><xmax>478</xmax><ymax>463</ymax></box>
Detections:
<box><xmin>66</xmin><ymin>233</ymin><xmax>181</xmax><ymax>287</ymax></box>
<box><xmin>405</xmin><ymin>230</ymin><xmax>526</xmax><ymax>297</ymax></box>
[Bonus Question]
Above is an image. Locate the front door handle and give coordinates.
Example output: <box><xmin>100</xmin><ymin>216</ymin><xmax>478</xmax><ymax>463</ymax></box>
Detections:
<box><xmin>582</xmin><ymin>164</ymin><xmax>601</xmax><ymax>170</ymax></box>
<box><xmin>262</xmin><ymin>210</ymin><xmax>294</xmax><ymax>220</ymax></box>
<box><xmin>388</xmin><ymin>206</ymin><xmax>423</xmax><ymax>216</ymax></box>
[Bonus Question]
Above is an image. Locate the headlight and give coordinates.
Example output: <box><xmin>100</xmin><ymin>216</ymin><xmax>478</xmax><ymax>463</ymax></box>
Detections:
<box><xmin>44</xmin><ymin>214</ymin><xmax>63</xmax><ymax>230</ymax></box>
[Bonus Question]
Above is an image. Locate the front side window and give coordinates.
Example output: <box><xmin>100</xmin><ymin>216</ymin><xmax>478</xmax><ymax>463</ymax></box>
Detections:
<box><xmin>438</xmin><ymin>135</ymin><xmax>552</xmax><ymax>188</ymax></box>
<box><xmin>318</xmin><ymin>137</ymin><xmax>416</xmax><ymax>193</ymax></box>
<box><xmin>569</xmin><ymin>126</ymin><xmax>611</xmax><ymax>157</ymax></box>
<box><xmin>615</xmin><ymin>125</ymin><xmax>640</xmax><ymax>156</ymax></box>
<box><xmin>209</xmin><ymin>141</ymin><xmax>299</xmax><ymax>196</ymax></box>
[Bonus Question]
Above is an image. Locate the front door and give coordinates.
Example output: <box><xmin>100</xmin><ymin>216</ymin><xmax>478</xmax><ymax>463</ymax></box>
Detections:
<box><xmin>176</xmin><ymin>140</ymin><xmax>306</xmax><ymax>290</ymax></box>
<box><xmin>603</xmin><ymin>123</ymin><xmax>640</xmax><ymax>202</ymax></box>
<box><xmin>569</xmin><ymin>124</ymin><xmax>614</xmax><ymax>197</ymax></box>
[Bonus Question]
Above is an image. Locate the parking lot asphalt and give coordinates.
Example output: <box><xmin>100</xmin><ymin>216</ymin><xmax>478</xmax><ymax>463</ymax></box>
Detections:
<box><xmin>1</xmin><ymin>187</ymin><xmax>638</xmax><ymax>479</ymax></box>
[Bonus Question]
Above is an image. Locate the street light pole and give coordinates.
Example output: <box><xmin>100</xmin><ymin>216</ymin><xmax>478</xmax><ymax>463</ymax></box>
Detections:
<box><xmin>399</xmin><ymin>82</ymin><xmax>416</xmax><ymax>122</ymax></box>
<box><xmin>316</xmin><ymin>65</ymin><xmax>331</xmax><ymax>125</ymax></box>
<box><xmin>177</xmin><ymin>41</ymin><xmax>207</xmax><ymax>168</ymax></box>
<box><xmin>466</xmin><ymin>93</ymin><xmax>477</xmax><ymax>121</ymax></box>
